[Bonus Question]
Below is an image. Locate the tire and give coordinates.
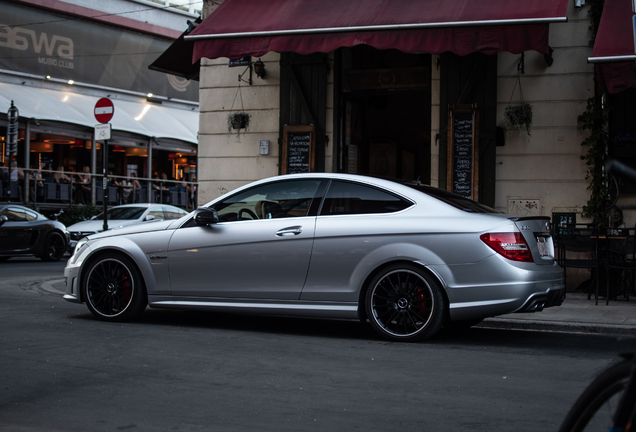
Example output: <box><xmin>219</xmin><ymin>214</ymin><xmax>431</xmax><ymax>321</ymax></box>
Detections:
<box><xmin>82</xmin><ymin>253</ymin><xmax>147</xmax><ymax>322</ymax></box>
<box><xmin>558</xmin><ymin>359</ymin><xmax>634</xmax><ymax>432</ymax></box>
<box><xmin>365</xmin><ymin>264</ymin><xmax>445</xmax><ymax>342</ymax></box>
<box><xmin>40</xmin><ymin>231</ymin><xmax>67</xmax><ymax>262</ymax></box>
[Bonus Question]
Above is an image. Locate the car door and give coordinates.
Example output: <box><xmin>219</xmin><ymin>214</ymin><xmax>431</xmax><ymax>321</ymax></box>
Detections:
<box><xmin>167</xmin><ymin>179</ymin><xmax>323</xmax><ymax>299</ymax></box>
<box><xmin>301</xmin><ymin>180</ymin><xmax>414</xmax><ymax>302</ymax></box>
<box><xmin>0</xmin><ymin>207</ymin><xmax>36</xmax><ymax>252</ymax></box>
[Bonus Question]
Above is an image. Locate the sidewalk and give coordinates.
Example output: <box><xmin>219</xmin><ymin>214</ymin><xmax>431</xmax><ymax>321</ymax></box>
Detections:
<box><xmin>43</xmin><ymin>279</ymin><xmax>636</xmax><ymax>335</ymax></box>
<box><xmin>481</xmin><ymin>293</ymin><xmax>636</xmax><ymax>335</ymax></box>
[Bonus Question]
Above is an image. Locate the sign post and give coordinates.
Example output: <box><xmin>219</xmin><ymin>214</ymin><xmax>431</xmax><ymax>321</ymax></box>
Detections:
<box><xmin>94</xmin><ymin>98</ymin><xmax>114</xmax><ymax>232</ymax></box>
<box><xmin>6</xmin><ymin>101</ymin><xmax>19</xmax><ymax>201</ymax></box>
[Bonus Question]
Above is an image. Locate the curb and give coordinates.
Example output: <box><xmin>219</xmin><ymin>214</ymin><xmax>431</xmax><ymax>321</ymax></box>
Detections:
<box><xmin>40</xmin><ymin>279</ymin><xmax>66</xmax><ymax>296</ymax></box>
<box><xmin>480</xmin><ymin>318</ymin><xmax>636</xmax><ymax>336</ymax></box>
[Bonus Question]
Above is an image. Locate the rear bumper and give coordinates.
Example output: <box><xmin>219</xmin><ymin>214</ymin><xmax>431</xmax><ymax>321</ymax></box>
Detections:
<box><xmin>515</xmin><ymin>286</ymin><xmax>565</xmax><ymax>313</ymax></box>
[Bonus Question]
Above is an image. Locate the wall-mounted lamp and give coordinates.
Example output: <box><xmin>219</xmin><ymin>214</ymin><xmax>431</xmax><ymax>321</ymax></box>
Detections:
<box><xmin>236</xmin><ymin>58</ymin><xmax>267</xmax><ymax>85</ymax></box>
<box><xmin>253</xmin><ymin>58</ymin><xmax>266</xmax><ymax>79</ymax></box>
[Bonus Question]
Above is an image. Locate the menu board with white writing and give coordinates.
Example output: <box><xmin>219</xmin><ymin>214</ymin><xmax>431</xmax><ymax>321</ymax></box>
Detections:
<box><xmin>282</xmin><ymin>125</ymin><xmax>315</xmax><ymax>175</ymax></box>
<box><xmin>447</xmin><ymin>106</ymin><xmax>479</xmax><ymax>200</ymax></box>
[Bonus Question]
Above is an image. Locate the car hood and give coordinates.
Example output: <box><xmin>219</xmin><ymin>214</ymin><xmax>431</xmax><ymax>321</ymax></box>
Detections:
<box><xmin>89</xmin><ymin>218</ymin><xmax>174</xmax><ymax>240</ymax></box>
<box><xmin>67</xmin><ymin>219</ymin><xmax>140</xmax><ymax>233</ymax></box>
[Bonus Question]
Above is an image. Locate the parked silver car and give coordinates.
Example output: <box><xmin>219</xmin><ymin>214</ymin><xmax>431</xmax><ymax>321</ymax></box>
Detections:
<box><xmin>67</xmin><ymin>203</ymin><xmax>189</xmax><ymax>250</ymax></box>
<box><xmin>63</xmin><ymin>173</ymin><xmax>564</xmax><ymax>341</ymax></box>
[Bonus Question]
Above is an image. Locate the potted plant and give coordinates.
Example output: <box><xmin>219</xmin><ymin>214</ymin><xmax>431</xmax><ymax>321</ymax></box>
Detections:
<box><xmin>504</xmin><ymin>103</ymin><xmax>533</xmax><ymax>137</ymax></box>
<box><xmin>227</xmin><ymin>111</ymin><xmax>251</xmax><ymax>141</ymax></box>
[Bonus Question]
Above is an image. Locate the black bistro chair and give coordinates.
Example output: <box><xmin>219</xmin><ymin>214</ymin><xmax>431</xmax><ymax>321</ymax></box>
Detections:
<box><xmin>604</xmin><ymin>228</ymin><xmax>636</xmax><ymax>304</ymax></box>
<box><xmin>556</xmin><ymin>225</ymin><xmax>601</xmax><ymax>304</ymax></box>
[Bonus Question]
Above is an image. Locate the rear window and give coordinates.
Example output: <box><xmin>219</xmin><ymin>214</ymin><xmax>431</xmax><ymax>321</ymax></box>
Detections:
<box><xmin>405</xmin><ymin>183</ymin><xmax>500</xmax><ymax>214</ymax></box>
<box><xmin>321</xmin><ymin>181</ymin><xmax>412</xmax><ymax>215</ymax></box>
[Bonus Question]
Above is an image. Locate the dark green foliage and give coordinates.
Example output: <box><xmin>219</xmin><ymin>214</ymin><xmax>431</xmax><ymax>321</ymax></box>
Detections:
<box><xmin>56</xmin><ymin>204</ymin><xmax>100</xmax><ymax>227</ymax></box>
<box><xmin>579</xmin><ymin>0</ymin><xmax>607</xmax><ymax>226</ymax></box>
<box><xmin>579</xmin><ymin>95</ymin><xmax>609</xmax><ymax>225</ymax></box>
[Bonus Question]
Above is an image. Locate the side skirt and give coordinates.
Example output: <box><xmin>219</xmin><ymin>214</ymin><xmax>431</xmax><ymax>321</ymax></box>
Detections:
<box><xmin>148</xmin><ymin>296</ymin><xmax>360</xmax><ymax>320</ymax></box>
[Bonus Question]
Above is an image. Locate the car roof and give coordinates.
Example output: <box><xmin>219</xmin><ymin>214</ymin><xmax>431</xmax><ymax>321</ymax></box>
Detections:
<box><xmin>204</xmin><ymin>173</ymin><xmax>450</xmax><ymax>209</ymax></box>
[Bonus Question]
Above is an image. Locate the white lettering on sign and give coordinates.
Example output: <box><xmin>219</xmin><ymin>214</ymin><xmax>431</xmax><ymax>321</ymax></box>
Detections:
<box><xmin>0</xmin><ymin>24</ymin><xmax>74</xmax><ymax>59</ymax></box>
<box><xmin>95</xmin><ymin>106</ymin><xmax>113</xmax><ymax>115</ymax></box>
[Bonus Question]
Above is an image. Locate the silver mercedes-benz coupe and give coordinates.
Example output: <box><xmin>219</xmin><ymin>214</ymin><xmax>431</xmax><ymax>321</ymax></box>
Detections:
<box><xmin>64</xmin><ymin>173</ymin><xmax>565</xmax><ymax>341</ymax></box>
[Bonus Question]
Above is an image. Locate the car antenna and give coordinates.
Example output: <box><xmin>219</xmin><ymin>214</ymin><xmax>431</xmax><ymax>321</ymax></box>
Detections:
<box><xmin>414</xmin><ymin>176</ymin><xmax>421</xmax><ymax>185</ymax></box>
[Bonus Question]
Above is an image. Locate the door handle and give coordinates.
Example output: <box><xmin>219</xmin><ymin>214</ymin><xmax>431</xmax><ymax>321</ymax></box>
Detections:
<box><xmin>276</xmin><ymin>226</ymin><xmax>302</xmax><ymax>236</ymax></box>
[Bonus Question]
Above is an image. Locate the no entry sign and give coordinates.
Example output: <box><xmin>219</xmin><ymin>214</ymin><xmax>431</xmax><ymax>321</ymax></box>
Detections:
<box><xmin>94</xmin><ymin>98</ymin><xmax>114</xmax><ymax>124</ymax></box>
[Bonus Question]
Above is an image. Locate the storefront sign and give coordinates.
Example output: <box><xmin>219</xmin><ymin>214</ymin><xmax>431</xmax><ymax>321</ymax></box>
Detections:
<box><xmin>0</xmin><ymin>1</ymin><xmax>198</xmax><ymax>101</ymax></box>
<box><xmin>282</xmin><ymin>125</ymin><xmax>315</xmax><ymax>174</ymax></box>
<box><xmin>447</xmin><ymin>105</ymin><xmax>479</xmax><ymax>200</ymax></box>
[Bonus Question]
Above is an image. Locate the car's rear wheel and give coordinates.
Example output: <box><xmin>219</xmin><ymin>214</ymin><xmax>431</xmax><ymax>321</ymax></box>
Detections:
<box><xmin>366</xmin><ymin>264</ymin><xmax>445</xmax><ymax>342</ymax></box>
<box><xmin>40</xmin><ymin>231</ymin><xmax>66</xmax><ymax>262</ymax></box>
<box><xmin>82</xmin><ymin>253</ymin><xmax>147</xmax><ymax>321</ymax></box>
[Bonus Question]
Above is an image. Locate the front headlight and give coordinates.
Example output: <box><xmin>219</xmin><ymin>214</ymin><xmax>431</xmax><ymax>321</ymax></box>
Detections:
<box><xmin>73</xmin><ymin>237</ymin><xmax>89</xmax><ymax>256</ymax></box>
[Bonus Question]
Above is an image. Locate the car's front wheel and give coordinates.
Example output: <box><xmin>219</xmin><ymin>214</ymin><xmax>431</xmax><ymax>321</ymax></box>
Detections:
<box><xmin>40</xmin><ymin>231</ymin><xmax>67</xmax><ymax>262</ymax></box>
<box><xmin>82</xmin><ymin>253</ymin><xmax>147</xmax><ymax>321</ymax></box>
<box><xmin>366</xmin><ymin>264</ymin><xmax>445</xmax><ymax>342</ymax></box>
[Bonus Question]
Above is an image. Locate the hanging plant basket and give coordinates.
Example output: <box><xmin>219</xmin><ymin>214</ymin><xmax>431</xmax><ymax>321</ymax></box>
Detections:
<box><xmin>504</xmin><ymin>103</ymin><xmax>533</xmax><ymax>136</ymax></box>
<box><xmin>504</xmin><ymin>75</ymin><xmax>533</xmax><ymax>137</ymax></box>
<box><xmin>228</xmin><ymin>112</ymin><xmax>250</xmax><ymax>130</ymax></box>
<box><xmin>227</xmin><ymin>111</ymin><xmax>251</xmax><ymax>141</ymax></box>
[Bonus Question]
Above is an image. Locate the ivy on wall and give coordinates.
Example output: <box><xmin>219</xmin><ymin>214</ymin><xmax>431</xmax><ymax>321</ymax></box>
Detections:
<box><xmin>580</xmin><ymin>0</ymin><xmax>608</xmax><ymax>225</ymax></box>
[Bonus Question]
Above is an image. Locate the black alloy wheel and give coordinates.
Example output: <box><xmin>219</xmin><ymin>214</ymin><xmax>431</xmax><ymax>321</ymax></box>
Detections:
<box><xmin>82</xmin><ymin>253</ymin><xmax>147</xmax><ymax>321</ymax></box>
<box><xmin>366</xmin><ymin>264</ymin><xmax>445</xmax><ymax>342</ymax></box>
<box><xmin>40</xmin><ymin>231</ymin><xmax>66</xmax><ymax>262</ymax></box>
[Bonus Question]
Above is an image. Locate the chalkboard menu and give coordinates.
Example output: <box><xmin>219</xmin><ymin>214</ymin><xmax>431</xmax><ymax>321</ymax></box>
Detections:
<box><xmin>447</xmin><ymin>105</ymin><xmax>479</xmax><ymax>200</ymax></box>
<box><xmin>282</xmin><ymin>125</ymin><xmax>315</xmax><ymax>174</ymax></box>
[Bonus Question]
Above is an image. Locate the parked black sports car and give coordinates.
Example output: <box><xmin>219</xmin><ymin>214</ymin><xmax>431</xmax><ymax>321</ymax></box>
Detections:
<box><xmin>0</xmin><ymin>205</ymin><xmax>69</xmax><ymax>262</ymax></box>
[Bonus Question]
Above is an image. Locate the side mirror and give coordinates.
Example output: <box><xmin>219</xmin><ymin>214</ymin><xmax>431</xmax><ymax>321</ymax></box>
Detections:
<box><xmin>145</xmin><ymin>215</ymin><xmax>155</xmax><ymax>221</ymax></box>
<box><xmin>0</xmin><ymin>215</ymin><xmax>7</xmax><ymax>227</ymax></box>
<box><xmin>193</xmin><ymin>207</ymin><xmax>219</xmax><ymax>226</ymax></box>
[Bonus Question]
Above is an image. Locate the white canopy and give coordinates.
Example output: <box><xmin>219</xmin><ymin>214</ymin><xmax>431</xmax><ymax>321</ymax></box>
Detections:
<box><xmin>0</xmin><ymin>82</ymin><xmax>198</xmax><ymax>145</ymax></box>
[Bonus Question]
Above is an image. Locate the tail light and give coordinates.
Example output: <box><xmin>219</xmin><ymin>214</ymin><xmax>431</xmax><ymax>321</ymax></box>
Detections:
<box><xmin>480</xmin><ymin>232</ymin><xmax>533</xmax><ymax>262</ymax></box>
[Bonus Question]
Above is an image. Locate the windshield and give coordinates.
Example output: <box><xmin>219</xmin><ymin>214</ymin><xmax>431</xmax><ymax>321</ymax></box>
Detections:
<box><xmin>95</xmin><ymin>207</ymin><xmax>147</xmax><ymax>220</ymax></box>
<box><xmin>405</xmin><ymin>183</ymin><xmax>500</xmax><ymax>214</ymax></box>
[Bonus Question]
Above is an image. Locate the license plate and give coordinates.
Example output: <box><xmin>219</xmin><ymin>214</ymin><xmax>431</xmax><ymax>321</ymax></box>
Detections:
<box><xmin>536</xmin><ymin>236</ymin><xmax>550</xmax><ymax>257</ymax></box>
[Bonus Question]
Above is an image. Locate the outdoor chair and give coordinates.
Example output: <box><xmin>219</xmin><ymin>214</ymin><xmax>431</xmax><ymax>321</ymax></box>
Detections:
<box><xmin>605</xmin><ymin>228</ymin><xmax>636</xmax><ymax>304</ymax></box>
<box><xmin>556</xmin><ymin>225</ymin><xmax>601</xmax><ymax>304</ymax></box>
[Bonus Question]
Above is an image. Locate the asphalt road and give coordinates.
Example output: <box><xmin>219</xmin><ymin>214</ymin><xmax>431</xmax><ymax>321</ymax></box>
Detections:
<box><xmin>0</xmin><ymin>258</ymin><xmax>633</xmax><ymax>432</ymax></box>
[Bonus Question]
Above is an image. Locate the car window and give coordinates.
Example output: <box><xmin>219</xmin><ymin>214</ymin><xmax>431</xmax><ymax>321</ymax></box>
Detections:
<box><xmin>404</xmin><ymin>183</ymin><xmax>500</xmax><ymax>213</ymax></box>
<box><xmin>148</xmin><ymin>207</ymin><xmax>165</xmax><ymax>220</ymax></box>
<box><xmin>214</xmin><ymin>180</ymin><xmax>321</xmax><ymax>222</ymax></box>
<box><xmin>24</xmin><ymin>209</ymin><xmax>38</xmax><ymax>221</ymax></box>
<box><xmin>164</xmin><ymin>207</ymin><xmax>186</xmax><ymax>219</ymax></box>
<box><xmin>320</xmin><ymin>181</ymin><xmax>412</xmax><ymax>216</ymax></box>
<box><xmin>0</xmin><ymin>207</ymin><xmax>27</xmax><ymax>221</ymax></box>
<box><xmin>103</xmin><ymin>207</ymin><xmax>146</xmax><ymax>220</ymax></box>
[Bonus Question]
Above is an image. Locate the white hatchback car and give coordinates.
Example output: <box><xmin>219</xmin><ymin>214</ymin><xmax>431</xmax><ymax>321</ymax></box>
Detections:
<box><xmin>67</xmin><ymin>204</ymin><xmax>189</xmax><ymax>250</ymax></box>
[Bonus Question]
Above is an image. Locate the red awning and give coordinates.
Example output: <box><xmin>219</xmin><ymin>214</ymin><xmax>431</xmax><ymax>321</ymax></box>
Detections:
<box><xmin>186</xmin><ymin>0</ymin><xmax>568</xmax><ymax>61</ymax></box>
<box><xmin>588</xmin><ymin>0</ymin><xmax>636</xmax><ymax>94</ymax></box>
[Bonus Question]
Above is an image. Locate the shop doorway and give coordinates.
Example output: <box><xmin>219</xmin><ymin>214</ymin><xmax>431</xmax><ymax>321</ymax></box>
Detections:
<box><xmin>338</xmin><ymin>46</ymin><xmax>431</xmax><ymax>182</ymax></box>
